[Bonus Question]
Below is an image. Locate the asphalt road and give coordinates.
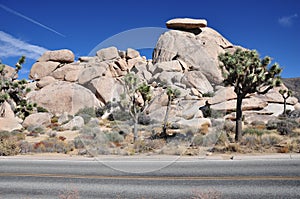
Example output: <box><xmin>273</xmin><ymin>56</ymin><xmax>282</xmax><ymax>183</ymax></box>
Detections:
<box><xmin>0</xmin><ymin>156</ymin><xmax>300</xmax><ymax>198</ymax></box>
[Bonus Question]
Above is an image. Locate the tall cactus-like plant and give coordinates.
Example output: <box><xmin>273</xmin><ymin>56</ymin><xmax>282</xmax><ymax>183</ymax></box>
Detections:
<box><xmin>161</xmin><ymin>87</ymin><xmax>180</xmax><ymax>139</ymax></box>
<box><xmin>0</xmin><ymin>56</ymin><xmax>36</xmax><ymax>119</ymax></box>
<box><xmin>219</xmin><ymin>49</ymin><xmax>282</xmax><ymax>142</ymax></box>
<box><xmin>279</xmin><ymin>89</ymin><xmax>292</xmax><ymax>116</ymax></box>
<box><xmin>119</xmin><ymin>73</ymin><xmax>152</xmax><ymax>142</ymax></box>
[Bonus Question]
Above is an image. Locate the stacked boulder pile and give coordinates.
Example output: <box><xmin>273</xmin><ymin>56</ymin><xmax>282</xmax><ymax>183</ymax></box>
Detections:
<box><xmin>26</xmin><ymin>18</ymin><xmax>300</xmax><ymax>129</ymax></box>
<box><xmin>1</xmin><ymin>18</ymin><xmax>299</xmax><ymax>133</ymax></box>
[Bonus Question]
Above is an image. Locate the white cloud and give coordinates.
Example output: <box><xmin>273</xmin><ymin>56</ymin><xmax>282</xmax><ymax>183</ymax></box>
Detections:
<box><xmin>278</xmin><ymin>13</ymin><xmax>298</xmax><ymax>27</ymax></box>
<box><xmin>0</xmin><ymin>31</ymin><xmax>48</xmax><ymax>60</ymax></box>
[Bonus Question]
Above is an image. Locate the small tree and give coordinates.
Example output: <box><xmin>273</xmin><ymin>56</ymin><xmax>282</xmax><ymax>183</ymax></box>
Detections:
<box><xmin>279</xmin><ymin>89</ymin><xmax>292</xmax><ymax>116</ymax></box>
<box><xmin>119</xmin><ymin>73</ymin><xmax>151</xmax><ymax>142</ymax></box>
<box><xmin>0</xmin><ymin>56</ymin><xmax>36</xmax><ymax>119</ymax></box>
<box><xmin>219</xmin><ymin>49</ymin><xmax>282</xmax><ymax>142</ymax></box>
<box><xmin>161</xmin><ymin>87</ymin><xmax>180</xmax><ymax>139</ymax></box>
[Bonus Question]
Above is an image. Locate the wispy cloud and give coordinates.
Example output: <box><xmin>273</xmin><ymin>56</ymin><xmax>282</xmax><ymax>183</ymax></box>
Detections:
<box><xmin>0</xmin><ymin>31</ymin><xmax>48</xmax><ymax>60</ymax></box>
<box><xmin>0</xmin><ymin>4</ymin><xmax>65</xmax><ymax>37</ymax></box>
<box><xmin>278</xmin><ymin>13</ymin><xmax>298</xmax><ymax>27</ymax></box>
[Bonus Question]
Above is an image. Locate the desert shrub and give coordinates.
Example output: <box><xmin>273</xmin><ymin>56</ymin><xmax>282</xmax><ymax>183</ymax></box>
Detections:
<box><xmin>0</xmin><ymin>139</ymin><xmax>20</xmax><ymax>156</ymax></box>
<box><xmin>251</xmin><ymin>120</ymin><xmax>266</xmax><ymax>130</ymax></box>
<box><xmin>0</xmin><ymin>131</ymin><xmax>11</xmax><ymax>140</ymax></box>
<box><xmin>288</xmin><ymin>110</ymin><xmax>300</xmax><ymax>119</ymax></box>
<box><xmin>240</xmin><ymin>134</ymin><xmax>260</xmax><ymax>148</ymax></box>
<box><xmin>223</xmin><ymin>120</ymin><xmax>235</xmax><ymax>133</ymax></box>
<box><xmin>216</xmin><ymin>131</ymin><xmax>229</xmax><ymax>146</ymax></box>
<box><xmin>210</xmin><ymin>110</ymin><xmax>225</xmax><ymax>119</ymax></box>
<box><xmin>11</xmin><ymin>130</ymin><xmax>25</xmax><ymax>141</ymax></box>
<box><xmin>105</xmin><ymin>131</ymin><xmax>124</xmax><ymax>143</ymax></box>
<box><xmin>75</xmin><ymin>107</ymin><xmax>96</xmax><ymax>124</ymax></box>
<box><xmin>32</xmin><ymin>138</ymin><xmax>73</xmax><ymax>154</ymax></box>
<box><xmin>266</xmin><ymin>119</ymin><xmax>279</xmax><ymax>130</ymax></box>
<box><xmin>108</xmin><ymin>109</ymin><xmax>131</xmax><ymax>121</ymax></box>
<box><xmin>19</xmin><ymin>141</ymin><xmax>32</xmax><ymax>153</ymax></box>
<box><xmin>27</xmin><ymin>125</ymin><xmax>45</xmax><ymax>135</ymax></box>
<box><xmin>243</xmin><ymin>128</ymin><xmax>268</xmax><ymax>137</ymax></box>
<box><xmin>37</xmin><ymin>106</ymin><xmax>48</xmax><ymax>113</ymax></box>
<box><xmin>261</xmin><ymin>133</ymin><xmax>282</xmax><ymax>147</ymax></box>
<box><xmin>192</xmin><ymin>135</ymin><xmax>204</xmax><ymax>146</ymax></box>
<box><xmin>51</xmin><ymin>116</ymin><xmax>58</xmax><ymax>123</ymax></box>
<box><xmin>138</xmin><ymin>113</ymin><xmax>151</xmax><ymax>125</ymax></box>
<box><xmin>202</xmin><ymin>92</ymin><xmax>215</xmax><ymax>97</ymax></box>
<box><xmin>276</xmin><ymin>119</ymin><xmax>298</xmax><ymax>135</ymax></box>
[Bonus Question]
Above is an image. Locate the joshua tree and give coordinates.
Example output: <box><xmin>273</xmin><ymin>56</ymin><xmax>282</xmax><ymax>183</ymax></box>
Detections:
<box><xmin>219</xmin><ymin>49</ymin><xmax>282</xmax><ymax>142</ymax></box>
<box><xmin>119</xmin><ymin>73</ymin><xmax>151</xmax><ymax>142</ymax></box>
<box><xmin>279</xmin><ymin>89</ymin><xmax>292</xmax><ymax>116</ymax></box>
<box><xmin>0</xmin><ymin>56</ymin><xmax>36</xmax><ymax>119</ymax></box>
<box><xmin>161</xmin><ymin>87</ymin><xmax>181</xmax><ymax>139</ymax></box>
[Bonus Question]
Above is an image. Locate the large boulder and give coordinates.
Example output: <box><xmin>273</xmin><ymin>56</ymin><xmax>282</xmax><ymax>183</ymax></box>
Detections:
<box><xmin>30</xmin><ymin>61</ymin><xmax>60</xmax><ymax>80</ymax></box>
<box><xmin>36</xmin><ymin>76</ymin><xmax>57</xmax><ymax>89</ymax></box>
<box><xmin>78</xmin><ymin>65</ymin><xmax>108</xmax><ymax>85</ymax></box>
<box><xmin>96</xmin><ymin>46</ymin><xmax>120</xmax><ymax>61</ymax></box>
<box><xmin>22</xmin><ymin>113</ymin><xmax>52</xmax><ymax>128</ymax></box>
<box><xmin>166</xmin><ymin>18</ymin><xmax>207</xmax><ymax>30</ymax></box>
<box><xmin>87</xmin><ymin>77</ymin><xmax>123</xmax><ymax>104</ymax></box>
<box><xmin>0</xmin><ymin>101</ymin><xmax>22</xmax><ymax>131</ymax></box>
<box><xmin>181</xmin><ymin>71</ymin><xmax>213</xmax><ymax>94</ymax></box>
<box><xmin>27</xmin><ymin>81</ymin><xmax>100</xmax><ymax>115</ymax></box>
<box><xmin>153</xmin><ymin>28</ymin><xmax>233</xmax><ymax>84</ymax></box>
<box><xmin>50</xmin><ymin>63</ymin><xmax>85</xmax><ymax>80</ymax></box>
<box><xmin>61</xmin><ymin>116</ymin><xmax>84</xmax><ymax>130</ymax></box>
<box><xmin>211</xmin><ymin>97</ymin><xmax>268</xmax><ymax>112</ymax></box>
<box><xmin>208</xmin><ymin>86</ymin><xmax>236</xmax><ymax>104</ymax></box>
<box><xmin>2</xmin><ymin>65</ymin><xmax>18</xmax><ymax>79</ymax></box>
<box><xmin>37</xmin><ymin>49</ymin><xmax>75</xmax><ymax>63</ymax></box>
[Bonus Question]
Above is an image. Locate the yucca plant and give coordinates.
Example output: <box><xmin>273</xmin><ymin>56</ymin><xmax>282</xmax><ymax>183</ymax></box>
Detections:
<box><xmin>219</xmin><ymin>49</ymin><xmax>282</xmax><ymax>141</ymax></box>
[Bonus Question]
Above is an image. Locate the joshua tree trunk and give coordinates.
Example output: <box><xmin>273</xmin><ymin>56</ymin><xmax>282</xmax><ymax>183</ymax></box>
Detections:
<box><xmin>283</xmin><ymin>98</ymin><xmax>287</xmax><ymax>116</ymax></box>
<box><xmin>133</xmin><ymin>115</ymin><xmax>138</xmax><ymax>142</ymax></box>
<box><xmin>162</xmin><ymin>96</ymin><xmax>171</xmax><ymax>138</ymax></box>
<box><xmin>235</xmin><ymin>95</ymin><xmax>243</xmax><ymax>142</ymax></box>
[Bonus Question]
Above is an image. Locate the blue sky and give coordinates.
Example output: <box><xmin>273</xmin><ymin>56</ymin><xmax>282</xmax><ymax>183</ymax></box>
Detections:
<box><xmin>0</xmin><ymin>0</ymin><xmax>299</xmax><ymax>79</ymax></box>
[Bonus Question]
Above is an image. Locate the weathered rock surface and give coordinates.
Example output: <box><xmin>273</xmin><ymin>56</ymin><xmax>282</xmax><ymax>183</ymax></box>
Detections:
<box><xmin>208</xmin><ymin>86</ymin><xmax>236</xmax><ymax>104</ymax></box>
<box><xmin>61</xmin><ymin>116</ymin><xmax>84</xmax><ymax>130</ymax></box>
<box><xmin>153</xmin><ymin>28</ymin><xmax>233</xmax><ymax>84</ymax></box>
<box><xmin>181</xmin><ymin>71</ymin><xmax>213</xmax><ymax>94</ymax></box>
<box><xmin>211</xmin><ymin>97</ymin><xmax>268</xmax><ymax>111</ymax></box>
<box><xmin>96</xmin><ymin>46</ymin><xmax>120</xmax><ymax>61</ymax></box>
<box><xmin>22</xmin><ymin>113</ymin><xmax>52</xmax><ymax>128</ymax></box>
<box><xmin>36</xmin><ymin>76</ymin><xmax>57</xmax><ymax>89</ymax></box>
<box><xmin>0</xmin><ymin>118</ymin><xmax>22</xmax><ymax>132</ymax></box>
<box><xmin>27</xmin><ymin>81</ymin><xmax>100</xmax><ymax>115</ymax></box>
<box><xmin>38</xmin><ymin>49</ymin><xmax>75</xmax><ymax>63</ymax></box>
<box><xmin>166</xmin><ymin>18</ymin><xmax>207</xmax><ymax>29</ymax></box>
<box><xmin>30</xmin><ymin>61</ymin><xmax>60</xmax><ymax>80</ymax></box>
<box><xmin>2</xmin><ymin>65</ymin><xmax>18</xmax><ymax>79</ymax></box>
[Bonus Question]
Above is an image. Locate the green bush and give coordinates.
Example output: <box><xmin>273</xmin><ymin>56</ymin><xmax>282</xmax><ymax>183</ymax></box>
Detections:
<box><xmin>202</xmin><ymin>92</ymin><xmax>215</xmax><ymax>97</ymax></box>
<box><xmin>242</xmin><ymin>128</ymin><xmax>269</xmax><ymax>137</ymax></box>
<box><xmin>75</xmin><ymin>107</ymin><xmax>96</xmax><ymax>124</ymax></box>
<box><xmin>276</xmin><ymin>119</ymin><xmax>298</xmax><ymax>135</ymax></box>
<box><xmin>105</xmin><ymin>131</ymin><xmax>124</xmax><ymax>143</ymax></box>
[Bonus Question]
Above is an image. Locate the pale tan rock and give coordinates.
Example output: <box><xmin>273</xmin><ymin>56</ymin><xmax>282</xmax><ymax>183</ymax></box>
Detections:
<box><xmin>166</xmin><ymin>18</ymin><xmax>207</xmax><ymax>29</ymax></box>
<box><xmin>27</xmin><ymin>81</ymin><xmax>100</xmax><ymax>115</ymax></box>
<box><xmin>126</xmin><ymin>48</ymin><xmax>140</xmax><ymax>59</ymax></box>
<box><xmin>257</xmin><ymin>86</ymin><xmax>298</xmax><ymax>105</ymax></box>
<box><xmin>36</xmin><ymin>76</ymin><xmax>56</xmax><ymax>88</ymax></box>
<box><xmin>181</xmin><ymin>71</ymin><xmax>213</xmax><ymax>94</ymax></box>
<box><xmin>294</xmin><ymin>103</ymin><xmax>300</xmax><ymax>110</ymax></box>
<box><xmin>30</xmin><ymin>61</ymin><xmax>60</xmax><ymax>80</ymax></box>
<box><xmin>96</xmin><ymin>46</ymin><xmax>120</xmax><ymax>61</ymax></box>
<box><xmin>50</xmin><ymin>64</ymin><xmax>84</xmax><ymax>80</ymax></box>
<box><xmin>38</xmin><ymin>49</ymin><xmax>75</xmax><ymax>63</ymax></box>
<box><xmin>0</xmin><ymin>118</ymin><xmax>22</xmax><ymax>131</ymax></box>
<box><xmin>127</xmin><ymin>57</ymin><xmax>145</xmax><ymax>70</ymax></box>
<box><xmin>208</xmin><ymin>86</ymin><xmax>236</xmax><ymax>105</ymax></box>
<box><xmin>114</xmin><ymin>58</ymin><xmax>128</xmax><ymax>71</ymax></box>
<box><xmin>211</xmin><ymin>97</ymin><xmax>268</xmax><ymax>111</ymax></box>
<box><xmin>65</xmin><ymin>69</ymin><xmax>82</xmax><ymax>82</ymax></box>
<box><xmin>153</xmin><ymin>27</ymin><xmax>233</xmax><ymax>84</ymax></box>
<box><xmin>61</xmin><ymin>116</ymin><xmax>84</xmax><ymax>130</ymax></box>
<box><xmin>78</xmin><ymin>65</ymin><xmax>107</xmax><ymax>85</ymax></box>
<box><xmin>2</xmin><ymin>65</ymin><xmax>18</xmax><ymax>79</ymax></box>
<box><xmin>22</xmin><ymin>113</ymin><xmax>52</xmax><ymax>128</ymax></box>
<box><xmin>0</xmin><ymin>101</ymin><xmax>15</xmax><ymax>118</ymax></box>
<box><xmin>87</xmin><ymin>77</ymin><xmax>123</xmax><ymax>104</ymax></box>
<box><xmin>153</xmin><ymin>60</ymin><xmax>183</xmax><ymax>74</ymax></box>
